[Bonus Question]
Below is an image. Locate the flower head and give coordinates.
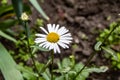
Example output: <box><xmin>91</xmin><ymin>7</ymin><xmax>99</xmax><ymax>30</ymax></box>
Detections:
<box><xmin>21</xmin><ymin>12</ymin><xmax>29</xmax><ymax>21</ymax></box>
<box><xmin>35</xmin><ymin>24</ymin><xmax>72</xmax><ymax>53</ymax></box>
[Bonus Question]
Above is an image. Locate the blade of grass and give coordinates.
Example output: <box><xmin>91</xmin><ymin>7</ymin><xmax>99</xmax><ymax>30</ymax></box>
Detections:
<box><xmin>11</xmin><ymin>0</ymin><xmax>23</xmax><ymax>20</ymax></box>
<box><xmin>0</xmin><ymin>5</ymin><xmax>13</xmax><ymax>16</ymax></box>
<box><xmin>0</xmin><ymin>30</ymin><xmax>17</xmax><ymax>43</ymax></box>
<box><xmin>0</xmin><ymin>19</ymin><xmax>17</xmax><ymax>30</ymax></box>
<box><xmin>29</xmin><ymin>0</ymin><xmax>50</xmax><ymax>21</ymax></box>
<box><xmin>0</xmin><ymin>43</ymin><xmax>23</xmax><ymax>80</ymax></box>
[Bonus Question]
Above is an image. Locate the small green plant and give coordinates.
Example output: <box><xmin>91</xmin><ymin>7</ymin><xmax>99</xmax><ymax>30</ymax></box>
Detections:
<box><xmin>111</xmin><ymin>53</ymin><xmax>120</xmax><ymax>69</ymax></box>
<box><xmin>102</xmin><ymin>47</ymin><xmax>120</xmax><ymax>69</ymax></box>
<box><xmin>97</xmin><ymin>21</ymin><xmax>120</xmax><ymax>45</ymax></box>
<box><xmin>53</xmin><ymin>55</ymin><xmax>108</xmax><ymax>80</ymax></box>
<box><xmin>97</xmin><ymin>21</ymin><xmax>120</xmax><ymax>69</ymax></box>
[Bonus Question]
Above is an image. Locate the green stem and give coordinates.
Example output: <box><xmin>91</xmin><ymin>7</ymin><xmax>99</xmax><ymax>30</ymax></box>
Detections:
<box><xmin>51</xmin><ymin>50</ymin><xmax>54</xmax><ymax>80</ymax></box>
<box><xmin>73</xmin><ymin>52</ymin><xmax>96</xmax><ymax>80</ymax></box>
<box><xmin>24</xmin><ymin>21</ymin><xmax>39</xmax><ymax>79</ymax></box>
<box><xmin>73</xmin><ymin>22</ymin><xmax>119</xmax><ymax>80</ymax></box>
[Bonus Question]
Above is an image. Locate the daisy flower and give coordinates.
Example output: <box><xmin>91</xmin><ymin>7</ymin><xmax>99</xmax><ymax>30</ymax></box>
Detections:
<box><xmin>35</xmin><ymin>24</ymin><xmax>72</xmax><ymax>53</ymax></box>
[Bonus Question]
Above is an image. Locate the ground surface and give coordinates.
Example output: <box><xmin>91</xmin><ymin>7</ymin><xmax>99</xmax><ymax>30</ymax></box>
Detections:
<box><xmin>39</xmin><ymin>0</ymin><xmax>120</xmax><ymax>80</ymax></box>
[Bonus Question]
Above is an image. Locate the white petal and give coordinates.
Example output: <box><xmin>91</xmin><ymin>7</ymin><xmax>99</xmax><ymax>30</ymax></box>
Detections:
<box><xmin>52</xmin><ymin>44</ymin><xmax>56</xmax><ymax>53</ymax></box>
<box><xmin>39</xmin><ymin>42</ymin><xmax>47</xmax><ymax>47</ymax></box>
<box><xmin>60</xmin><ymin>37</ymin><xmax>73</xmax><ymax>40</ymax></box>
<box><xmin>35</xmin><ymin>38</ymin><xmax>46</xmax><ymax>42</ymax></box>
<box><xmin>34</xmin><ymin>39</ymin><xmax>46</xmax><ymax>43</ymax></box>
<box><xmin>61</xmin><ymin>33</ymin><xmax>72</xmax><ymax>37</ymax></box>
<box><xmin>40</xmin><ymin>27</ymin><xmax>48</xmax><ymax>34</ymax></box>
<box><xmin>54</xmin><ymin>24</ymin><xmax>59</xmax><ymax>32</ymax></box>
<box><xmin>52</xmin><ymin>24</ymin><xmax>55</xmax><ymax>31</ymax></box>
<box><xmin>47</xmin><ymin>24</ymin><xmax>52</xmax><ymax>32</ymax></box>
<box><xmin>35</xmin><ymin>34</ymin><xmax>46</xmax><ymax>37</ymax></box>
<box><xmin>42</xmin><ymin>43</ymin><xmax>49</xmax><ymax>49</ymax></box>
<box><xmin>49</xmin><ymin>43</ymin><xmax>54</xmax><ymax>50</ymax></box>
<box><xmin>43</xmin><ymin>42</ymin><xmax>51</xmax><ymax>49</ymax></box>
<box><xmin>54</xmin><ymin>43</ymin><xmax>60</xmax><ymax>53</ymax></box>
<box><xmin>35</xmin><ymin>38</ymin><xmax>46</xmax><ymax>40</ymax></box>
<box><xmin>58</xmin><ymin>41</ymin><xmax>69</xmax><ymax>48</ymax></box>
<box><xmin>58</xmin><ymin>27</ymin><xmax>69</xmax><ymax>35</ymax></box>
<box><xmin>59</xmin><ymin>39</ymin><xmax>72</xmax><ymax>44</ymax></box>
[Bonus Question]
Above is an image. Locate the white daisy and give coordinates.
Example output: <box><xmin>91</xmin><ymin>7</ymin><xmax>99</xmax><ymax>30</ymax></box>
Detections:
<box><xmin>35</xmin><ymin>24</ymin><xmax>72</xmax><ymax>53</ymax></box>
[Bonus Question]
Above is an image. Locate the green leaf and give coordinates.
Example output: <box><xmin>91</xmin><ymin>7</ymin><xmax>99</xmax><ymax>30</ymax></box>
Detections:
<box><xmin>74</xmin><ymin>63</ymin><xmax>84</xmax><ymax>71</ymax></box>
<box><xmin>0</xmin><ymin>30</ymin><xmax>17</xmax><ymax>43</ymax></box>
<box><xmin>57</xmin><ymin>60</ymin><xmax>62</xmax><ymax>70</ymax></box>
<box><xmin>31</xmin><ymin>45</ymin><xmax>49</xmax><ymax>54</ymax></box>
<box><xmin>1</xmin><ymin>0</ymin><xmax>7</xmax><ymax>5</ymax></box>
<box><xmin>76</xmin><ymin>71</ymin><xmax>89</xmax><ymax>80</ymax></box>
<box><xmin>40</xmin><ymin>59</ymin><xmax>51</xmax><ymax>73</ymax></box>
<box><xmin>74</xmin><ymin>63</ymin><xmax>88</xmax><ymax>80</ymax></box>
<box><xmin>0</xmin><ymin>19</ymin><xmax>17</xmax><ymax>30</ymax></box>
<box><xmin>55</xmin><ymin>76</ymin><xmax>64</xmax><ymax>80</ymax></box>
<box><xmin>29</xmin><ymin>0</ymin><xmax>49</xmax><ymax>21</ymax></box>
<box><xmin>117</xmin><ymin>64</ymin><xmax>120</xmax><ymax>69</ymax></box>
<box><xmin>62</xmin><ymin>58</ymin><xmax>71</xmax><ymax>68</ymax></box>
<box><xmin>85</xmin><ymin>66</ymin><xmax>108</xmax><ymax>73</ymax></box>
<box><xmin>0</xmin><ymin>43</ymin><xmax>23</xmax><ymax>80</ymax></box>
<box><xmin>68</xmin><ymin>71</ymin><xmax>76</xmax><ymax>79</ymax></box>
<box><xmin>11</xmin><ymin>0</ymin><xmax>23</xmax><ymax>20</ymax></box>
<box><xmin>0</xmin><ymin>5</ymin><xmax>13</xmax><ymax>16</ymax></box>
<box><xmin>16</xmin><ymin>65</ymin><xmax>38</xmax><ymax>77</ymax></box>
<box><xmin>102</xmin><ymin>47</ymin><xmax>118</xmax><ymax>61</ymax></box>
<box><xmin>94</xmin><ymin>41</ymin><xmax>102</xmax><ymax>51</ymax></box>
<box><xmin>53</xmin><ymin>67</ymin><xmax>71</xmax><ymax>73</ymax></box>
<box><xmin>41</xmin><ymin>68</ymin><xmax>51</xmax><ymax>80</ymax></box>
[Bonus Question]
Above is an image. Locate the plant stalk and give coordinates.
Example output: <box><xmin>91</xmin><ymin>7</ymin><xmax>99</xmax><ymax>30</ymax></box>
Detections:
<box><xmin>24</xmin><ymin>21</ymin><xmax>39</xmax><ymax>79</ymax></box>
<box><xmin>51</xmin><ymin>50</ymin><xmax>54</xmax><ymax>80</ymax></box>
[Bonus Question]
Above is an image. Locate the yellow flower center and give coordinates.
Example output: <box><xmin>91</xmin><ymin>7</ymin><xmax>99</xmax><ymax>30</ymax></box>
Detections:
<box><xmin>47</xmin><ymin>32</ymin><xmax>59</xmax><ymax>43</ymax></box>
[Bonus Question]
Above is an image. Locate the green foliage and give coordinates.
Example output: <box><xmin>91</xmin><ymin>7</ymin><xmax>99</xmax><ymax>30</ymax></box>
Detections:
<box><xmin>54</xmin><ymin>56</ymin><xmax>108</xmax><ymax>80</ymax></box>
<box><xmin>0</xmin><ymin>30</ymin><xmax>17</xmax><ymax>43</ymax></box>
<box><xmin>102</xmin><ymin>46</ymin><xmax>118</xmax><ymax>61</ymax></box>
<box><xmin>97</xmin><ymin>21</ymin><xmax>120</xmax><ymax>69</ymax></box>
<box><xmin>1</xmin><ymin>0</ymin><xmax>7</xmax><ymax>5</ymax></box>
<box><xmin>29</xmin><ymin>0</ymin><xmax>49</xmax><ymax>21</ymax></box>
<box><xmin>0</xmin><ymin>0</ymin><xmax>50</xmax><ymax>80</ymax></box>
<box><xmin>36</xmin><ymin>18</ymin><xmax>44</xmax><ymax>27</ymax></box>
<box><xmin>0</xmin><ymin>4</ymin><xmax>18</xmax><ymax>43</ymax></box>
<box><xmin>0</xmin><ymin>43</ymin><xmax>23</xmax><ymax>80</ymax></box>
<box><xmin>97</xmin><ymin>21</ymin><xmax>120</xmax><ymax>45</ymax></box>
<box><xmin>94</xmin><ymin>41</ymin><xmax>102</xmax><ymax>51</ymax></box>
<box><xmin>18</xmin><ymin>61</ymin><xmax>51</xmax><ymax>80</ymax></box>
<box><xmin>111</xmin><ymin>53</ymin><xmax>120</xmax><ymax>69</ymax></box>
<box><xmin>12</xmin><ymin>30</ymin><xmax>49</xmax><ymax>62</ymax></box>
<box><xmin>0</xmin><ymin>5</ymin><xmax>13</xmax><ymax>17</ymax></box>
<box><xmin>17</xmin><ymin>65</ymin><xmax>39</xmax><ymax>80</ymax></box>
<box><xmin>0</xmin><ymin>19</ymin><xmax>18</xmax><ymax>30</ymax></box>
<box><xmin>11</xmin><ymin>0</ymin><xmax>23</xmax><ymax>20</ymax></box>
<box><xmin>102</xmin><ymin>47</ymin><xmax>120</xmax><ymax>69</ymax></box>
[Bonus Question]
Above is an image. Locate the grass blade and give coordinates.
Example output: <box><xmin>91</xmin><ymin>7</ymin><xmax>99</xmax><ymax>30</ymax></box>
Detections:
<box><xmin>0</xmin><ymin>19</ymin><xmax>17</xmax><ymax>30</ymax></box>
<box><xmin>0</xmin><ymin>5</ymin><xmax>13</xmax><ymax>16</ymax></box>
<box><xmin>29</xmin><ymin>0</ymin><xmax>50</xmax><ymax>21</ymax></box>
<box><xmin>0</xmin><ymin>43</ymin><xmax>23</xmax><ymax>80</ymax></box>
<box><xmin>0</xmin><ymin>30</ymin><xmax>17</xmax><ymax>43</ymax></box>
<box><xmin>11</xmin><ymin>0</ymin><xmax>23</xmax><ymax>20</ymax></box>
